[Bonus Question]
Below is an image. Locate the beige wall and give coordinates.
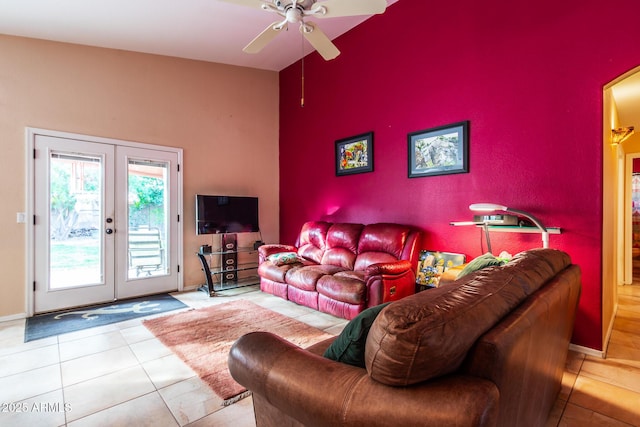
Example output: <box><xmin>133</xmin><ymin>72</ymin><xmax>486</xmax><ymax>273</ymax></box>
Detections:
<box><xmin>0</xmin><ymin>35</ymin><xmax>279</xmax><ymax>318</ymax></box>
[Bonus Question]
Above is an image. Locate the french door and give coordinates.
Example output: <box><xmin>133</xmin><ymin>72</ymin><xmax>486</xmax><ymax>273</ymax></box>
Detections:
<box><xmin>32</xmin><ymin>133</ymin><xmax>181</xmax><ymax>313</ymax></box>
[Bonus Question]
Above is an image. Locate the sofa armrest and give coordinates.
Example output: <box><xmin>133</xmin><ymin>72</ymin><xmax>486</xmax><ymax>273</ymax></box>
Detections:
<box><xmin>229</xmin><ymin>331</ymin><xmax>499</xmax><ymax>427</ymax></box>
<box><xmin>364</xmin><ymin>259</ymin><xmax>412</xmax><ymax>277</ymax></box>
<box><xmin>257</xmin><ymin>244</ymin><xmax>297</xmax><ymax>263</ymax></box>
<box><xmin>364</xmin><ymin>260</ymin><xmax>416</xmax><ymax>305</ymax></box>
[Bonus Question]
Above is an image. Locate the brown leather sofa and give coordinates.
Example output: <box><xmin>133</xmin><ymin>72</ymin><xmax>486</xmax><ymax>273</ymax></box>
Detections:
<box><xmin>257</xmin><ymin>221</ymin><xmax>422</xmax><ymax>319</ymax></box>
<box><xmin>229</xmin><ymin>249</ymin><xmax>581</xmax><ymax>427</ymax></box>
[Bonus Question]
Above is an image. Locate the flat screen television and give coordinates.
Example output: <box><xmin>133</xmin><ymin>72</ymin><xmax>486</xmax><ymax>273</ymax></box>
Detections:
<box><xmin>196</xmin><ymin>195</ymin><xmax>259</xmax><ymax>235</ymax></box>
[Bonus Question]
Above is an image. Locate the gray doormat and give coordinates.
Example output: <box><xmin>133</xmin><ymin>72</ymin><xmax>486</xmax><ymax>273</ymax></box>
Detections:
<box><xmin>25</xmin><ymin>293</ymin><xmax>188</xmax><ymax>342</ymax></box>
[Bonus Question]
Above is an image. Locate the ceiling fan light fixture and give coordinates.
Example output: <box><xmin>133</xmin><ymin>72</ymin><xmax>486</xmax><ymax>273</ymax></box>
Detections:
<box><xmin>308</xmin><ymin>5</ymin><xmax>327</xmax><ymax>16</ymax></box>
<box><xmin>273</xmin><ymin>20</ymin><xmax>287</xmax><ymax>31</ymax></box>
<box><xmin>219</xmin><ymin>0</ymin><xmax>386</xmax><ymax>60</ymax></box>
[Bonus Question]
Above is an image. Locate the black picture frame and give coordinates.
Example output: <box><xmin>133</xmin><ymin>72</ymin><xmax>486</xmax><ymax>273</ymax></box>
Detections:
<box><xmin>408</xmin><ymin>121</ymin><xmax>469</xmax><ymax>178</ymax></box>
<box><xmin>335</xmin><ymin>132</ymin><xmax>374</xmax><ymax>176</ymax></box>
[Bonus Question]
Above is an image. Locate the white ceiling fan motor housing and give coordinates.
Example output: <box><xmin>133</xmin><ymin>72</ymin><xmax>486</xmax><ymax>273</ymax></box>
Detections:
<box><xmin>274</xmin><ymin>0</ymin><xmax>317</xmax><ymax>10</ymax></box>
<box><xmin>285</xmin><ymin>7</ymin><xmax>303</xmax><ymax>23</ymax></box>
<box><xmin>230</xmin><ymin>0</ymin><xmax>387</xmax><ymax>61</ymax></box>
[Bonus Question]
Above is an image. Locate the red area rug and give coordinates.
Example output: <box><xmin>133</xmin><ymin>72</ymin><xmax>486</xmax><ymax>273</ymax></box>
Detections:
<box><xmin>143</xmin><ymin>299</ymin><xmax>334</xmax><ymax>405</ymax></box>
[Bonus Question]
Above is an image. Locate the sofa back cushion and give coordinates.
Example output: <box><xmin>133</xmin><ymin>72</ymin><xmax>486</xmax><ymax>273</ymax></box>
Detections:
<box><xmin>354</xmin><ymin>223</ymin><xmax>409</xmax><ymax>271</ymax></box>
<box><xmin>320</xmin><ymin>223</ymin><xmax>364</xmax><ymax>269</ymax></box>
<box><xmin>364</xmin><ymin>249</ymin><xmax>572</xmax><ymax>386</ymax></box>
<box><xmin>296</xmin><ymin>221</ymin><xmax>331</xmax><ymax>264</ymax></box>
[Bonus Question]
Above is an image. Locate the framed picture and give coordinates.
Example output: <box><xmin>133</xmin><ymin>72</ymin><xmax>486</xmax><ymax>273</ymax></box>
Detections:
<box><xmin>408</xmin><ymin>121</ymin><xmax>469</xmax><ymax>178</ymax></box>
<box><xmin>335</xmin><ymin>132</ymin><xmax>374</xmax><ymax>176</ymax></box>
<box><xmin>415</xmin><ymin>250</ymin><xmax>466</xmax><ymax>290</ymax></box>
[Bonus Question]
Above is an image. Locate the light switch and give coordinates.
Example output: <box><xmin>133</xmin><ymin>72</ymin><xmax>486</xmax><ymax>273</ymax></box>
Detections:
<box><xmin>16</xmin><ymin>212</ymin><xmax>27</xmax><ymax>223</ymax></box>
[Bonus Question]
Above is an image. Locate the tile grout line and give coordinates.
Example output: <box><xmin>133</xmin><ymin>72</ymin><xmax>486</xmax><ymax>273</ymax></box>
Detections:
<box><xmin>56</xmin><ymin>335</ymin><xmax>71</xmax><ymax>427</ymax></box>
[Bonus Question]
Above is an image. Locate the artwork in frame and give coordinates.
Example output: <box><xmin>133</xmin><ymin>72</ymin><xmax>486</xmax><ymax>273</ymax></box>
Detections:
<box><xmin>415</xmin><ymin>250</ymin><xmax>466</xmax><ymax>290</ymax></box>
<box><xmin>335</xmin><ymin>132</ymin><xmax>374</xmax><ymax>176</ymax></box>
<box><xmin>408</xmin><ymin>121</ymin><xmax>469</xmax><ymax>178</ymax></box>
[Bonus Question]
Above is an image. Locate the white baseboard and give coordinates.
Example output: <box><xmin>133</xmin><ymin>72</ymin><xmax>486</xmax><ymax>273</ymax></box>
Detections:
<box><xmin>0</xmin><ymin>313</ymin><xmax>27</xmax><ymax>324</ymax></box>
<box><xmin>568</xmin><ymin>298</ymin><xmax>616</xmax><ymax>360</ymax></box>
<box><xmin>569</xmin><ymin>343</ymin><xmax>605</xmax><ymax>359</ymax></box>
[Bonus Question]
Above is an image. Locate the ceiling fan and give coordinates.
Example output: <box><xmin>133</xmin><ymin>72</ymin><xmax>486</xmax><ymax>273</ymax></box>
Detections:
<box><xmin>217</xmin><ymin>0</ymin><xmax>387</xmax><ymax>60</ymax></box>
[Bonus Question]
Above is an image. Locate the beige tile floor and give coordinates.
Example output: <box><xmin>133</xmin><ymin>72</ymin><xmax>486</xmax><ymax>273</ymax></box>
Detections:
<box><xmin>0</xmin><ymin>282</ymin><xmax>638</xmax><ymax>426</ymax></box>
<box><xmin>0</xmin><ymin>286</ymin><xmax>347</xmax><ymax>427</ymax></box>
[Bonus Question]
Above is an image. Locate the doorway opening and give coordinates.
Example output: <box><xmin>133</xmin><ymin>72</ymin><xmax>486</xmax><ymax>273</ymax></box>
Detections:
<box><xmin>603</xmin><ymin>65</ymin><xmax>640</xmax><ymax>355</ymax></box>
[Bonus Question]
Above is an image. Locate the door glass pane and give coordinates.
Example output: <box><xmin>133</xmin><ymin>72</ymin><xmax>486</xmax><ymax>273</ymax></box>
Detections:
<box><xmin>49</xmin><ymin>153</ymin><xmax>103</xmax><ymax>289</ymax></box>
<box><xmin>127</xmin><ymin>159</ymin><xmax>169</xmax><ymax>279</ymax></box>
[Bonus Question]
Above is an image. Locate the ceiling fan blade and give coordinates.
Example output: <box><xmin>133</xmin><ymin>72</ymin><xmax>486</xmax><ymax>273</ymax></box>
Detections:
<box><xmin>215</xmin><ymin>0</ymin><xmax>267</xmax><ymax>10</ymax></box>
<box><xmin>300</xmin><ymin>22</ymin><xmax>340</xmax><ymax>61</ymax></box>
<box><xmin>312</xmin><ymin>0</ymin><xmax>387</xmax><ymax>18</ymax></box>
<box><xmin>243</xmin><ymin>22</ymin><xmax>285</xmax><ymax>54</ymax></box>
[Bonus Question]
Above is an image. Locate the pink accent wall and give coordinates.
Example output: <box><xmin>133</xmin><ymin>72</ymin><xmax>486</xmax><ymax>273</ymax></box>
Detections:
<box><xmin>279</xmin><ymin>0</ymin><xmax>640</xmax><ymax>350</ymax></box>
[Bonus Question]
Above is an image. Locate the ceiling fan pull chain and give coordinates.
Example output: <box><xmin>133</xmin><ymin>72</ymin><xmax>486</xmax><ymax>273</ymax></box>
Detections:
<box><xmin>301</xmin><ymin>33</ymin><xmax>305</xmax><ymax>107</ymax></box>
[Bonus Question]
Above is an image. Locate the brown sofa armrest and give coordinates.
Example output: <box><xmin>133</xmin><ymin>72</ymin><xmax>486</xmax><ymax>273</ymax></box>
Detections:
<box><xmin>229</xmin><ymin>331</ymin><xmax>499</xmax><ymax>427</ymax></box>
<box><xmin>257</xmin><ymin>244</ymin><xmax>297</xmax><ymax>263</ymax></box>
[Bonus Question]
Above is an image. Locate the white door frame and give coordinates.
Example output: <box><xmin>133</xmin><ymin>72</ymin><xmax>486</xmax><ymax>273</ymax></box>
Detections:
<box><xmin>25</xmin><ymin>128</ymin><xmax>184</xmax><ymax>316</ymax></box>
<box><xmin>624</xmin><ymin>153</ymin><xmax>640</xmax><ymax>285</ymax></box>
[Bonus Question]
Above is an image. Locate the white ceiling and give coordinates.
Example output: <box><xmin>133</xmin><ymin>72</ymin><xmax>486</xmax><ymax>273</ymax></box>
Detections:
<box><xmin>0</xmin><ymin>0</ymin><xmax>398</xmax><ymax>71</ymax></box>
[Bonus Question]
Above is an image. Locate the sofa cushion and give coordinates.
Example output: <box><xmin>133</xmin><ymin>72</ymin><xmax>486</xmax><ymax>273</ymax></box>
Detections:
<box><xmin>321</xmin><ymin>248</ymin><xmax>358</xmax><ymax>270</ymax></box>
<box><xmin>298</xmin><ymin>245</ymin><xmax>325</xmax><ymax>265</ymax></box>
<box><xmin>354</xmin><ymin>223</ymin><xmax>410</xmax><ymax>271</ymax></box>
<box><xmin>358</xmin><ymin>224</ymin><xmax>409</xmax><ymax>257</ymax></box>
<box><xmin>297</xmin><ymin>221</ymin><xmax>331</xmax><ymax>264</ymax></box>
<box><xmin>323</xmin><ymin>302</ymin><xmax>390</xmax><ymax>367</ymax></box>
<box><xmin>320</xmin><ymin>223</ymin><xmax>363</xmax><ymax>269</ymax></box>
<box><xmin>354</xmin><ymin>252</ymin><xmax>400</xmax><ymax>271</ymax></box>
<box><xmin>286</xmin><ymin>265</ymin><xmax>346</xmax><ymax>291</ymax></box>
<box><xmin>365</xmin><ymin>249</ymin><xmax>572</xmax><ymax>386</ymax></box>
<box><xmin>258</xmin><ymin>262</ymin><xmax>299</xmax><ymax>283</ymax></box>
<box><xmin>316</xmin><ymin>271</ymin><xmax>366</xmax><ymax>305</ymax></box>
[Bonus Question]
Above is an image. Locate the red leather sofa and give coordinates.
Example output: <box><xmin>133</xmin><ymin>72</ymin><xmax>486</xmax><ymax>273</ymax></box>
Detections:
<box><xmin>257</xmin><ymin>221</ymin><xmax>422</xmax><ymax>319</ymax></box>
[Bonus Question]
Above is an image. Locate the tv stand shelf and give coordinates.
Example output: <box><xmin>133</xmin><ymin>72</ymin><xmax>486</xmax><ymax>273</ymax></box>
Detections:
<box><xmin>196</xmin><ymin>234</ymin><xmax>261</xmax><ymax>297</ymax></box>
